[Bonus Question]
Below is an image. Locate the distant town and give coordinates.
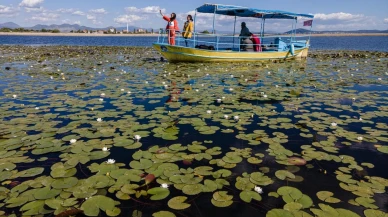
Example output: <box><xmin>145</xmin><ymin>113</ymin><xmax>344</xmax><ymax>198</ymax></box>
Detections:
<box><xmin>0</xmin><ymin>27</ymin><xmax>158</xmax><ymax>34</ymax></box>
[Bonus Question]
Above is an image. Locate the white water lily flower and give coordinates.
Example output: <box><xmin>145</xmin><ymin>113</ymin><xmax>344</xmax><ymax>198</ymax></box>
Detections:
<box><xmin>115</xmin><ymin>78</ymin><xmax>119</xmax><ymax>81</ymax></box>
<box><xmin>378</xmin><ymin>78</ymin><xmax>382</xmax><ymax>81</ymax></box>
<box><xmin>97</xmin><ymin>118</ymin><xmax>102</xmax><ymax>122</ymax></box>
<box><xmin>164</xmin><ymin>85</ymin><xmax>168</xmax><ymax>88</ymax></box>
<box><xmin>106</xmin><ymin>159</ymin><xmax>115</xmax><ymax>164</ymax></box>
<box><xmin>50</xmin><ymin>76</ymin><xmax>53</xmax><ymax>79</ymax></box>
<box><xmin>260</xmin><ymin>92</ymin><xmax>265</xmax><ymax>95</ymax></box>
<box><xmin>331</xmin><ymin>122</ymin><xmax>337</xmax><ymax>127</ymax></box>
<box><xmin>359</xmin><ymin>117</ymin><xmax>363</xmax><ymax>121</ymax></box>
<box><xmin>206</xmin><ymin>73</ymin><xmax>209</xmax><ymax>76</ymax></box>
<box><xmin>12</xmin><ymin>94</ymin><xmax>17</xmax><ymax>99</ymax></box>
<box><xmin>120</xmin><ymin>89</ymin><xmax>124</xmax><ymax>91</ymax></box>
<box><xmin>99</xmin><ymin>98</ymin><xmax>104</xmax><ymax>102</ymax></box>
<box><xmin>195</xmin><ymin>89</ymin><xmax>199</xmax><ymax>92</ymax></box>
<box><xmin>245</xmin><ymin>79</ymin><xmax>248</xmax><ymax>82</ymax></box>
<box><xmin>145</xmin><ymin>81</ymin><xmax>148</xmax><ymax>84</ymax></box>
<box><xmin>234</xmin><ymin>116</ymin><xmax>239</xmax><ymax>121</ymax></box>
<box><xmin>254</xmin><ymin>186</ymin><xmax>263</xmax><ymax>194</ymax></box>
<box><xmin>230</xmin><ymin>74</ymin><xmax>234</xmax><ymax>78</ymax></box>
<box><xmin>134</xmin><ymin>135</ymin><xmax>141</xmax><ymax>141</ymax></box>
<box><xmin>162</xmin><ymin>81</ymin><xmax>166</xmax><ymax>85</ymax></box>
<box><xmin>206</xmin><ymin>110</ymin><xmax>212</xmax><ymax>114</ymax></box>
<box><xmin>357</xmin><ymin>136</ymin><xmax>363</xmax><ymax>141</ymax></box>
<box><xmin>35</xmin><ymin>107</ymin><xmax>39</xmax><ymax>110</ymax></box>
<box><xmin>161</xmin><ymin>183</ymin><xmax>169</xmax><ymax>189</ymax></box>
<box><xmin>197</xmin><ymin>69</ymin><xmax>200</xmax><ymax>72</ymax></box>
<box><xmin>263</xmin><ymin>95</ymin><xmax>268</xmax><ymax>98</ymax></box>
<box><xmin>102</xmin><ymin>147</ymin><xmax>109</xmax><ymax>151</ymax></box>
<box><xmin>224</xmin><ymin>115</ymin><xmax>229</xmax><ymax>119</ymax></box>
<box><xmin>100</xmin><ymin>93</ymin><xmax>106</xmax><ymax>97</ymax></box>
<box><xmin>217</xmin><ymin>99</ymin><xmax>222</xmax><ymax>103</ymax></box>
<box><xmin>229</xmin><ymin>88</ymin><xmax>233</xmax><ymax>91</ymax></box>
<box><xmin>70</xmin><ymin>139</ymin><xmax>77</xmax><ymax>144</ymax></box>
<box><xmin>127</xmin><ymin>91</ymin><xmax>131</xmax><ymax>94</ymax></box>
<box><xmin>275</xmin><ymin>85</ymin><xmax>279</xmax><ymax>88</ymax></box>
<box><xmin>268</xmin><ymin>71</ymin><xmax>271</xmax><ymax>75</ymax></box>
<box><xmin>352</xmin><ymin>98</ymin><xmax>356</xmax><ymax>101</ymax></box>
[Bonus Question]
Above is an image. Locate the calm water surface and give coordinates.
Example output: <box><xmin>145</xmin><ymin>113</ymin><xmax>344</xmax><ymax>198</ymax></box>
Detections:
<box><xmin>0</xmin><ymin>35</ymin><xmax>387</xmax><ymax>52</ymax></box>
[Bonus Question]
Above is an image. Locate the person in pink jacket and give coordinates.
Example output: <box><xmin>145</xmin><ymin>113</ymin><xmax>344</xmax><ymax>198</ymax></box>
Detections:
<box><xmin>160</xmin><ymin>10</ymin><xmax>179</xmax><ymax>45</ymax></box>
<box><xmin>249</xmin><ymin>33</ymin><xmax>262</xmax><ymax>52</ymax></box>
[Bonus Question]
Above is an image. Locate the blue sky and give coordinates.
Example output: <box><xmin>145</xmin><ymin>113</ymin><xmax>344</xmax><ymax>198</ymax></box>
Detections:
<box><xmin>1</xmin><ymin>0</ymin><xmax>387</xmax><ymax>31</ymax></box>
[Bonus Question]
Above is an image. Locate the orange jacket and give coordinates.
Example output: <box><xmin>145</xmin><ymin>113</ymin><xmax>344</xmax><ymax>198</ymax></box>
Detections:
<box><xmin>163</xmin><ymin>16</ymin><xmax>179</xmax><ymax>31</ymax></box>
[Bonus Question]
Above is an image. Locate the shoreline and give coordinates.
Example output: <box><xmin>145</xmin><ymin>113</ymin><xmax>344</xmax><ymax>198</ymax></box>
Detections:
<box><xmin>1</xmin><ymin>32</ymin><xmax>388</xmax><ymax>37</ymax></box>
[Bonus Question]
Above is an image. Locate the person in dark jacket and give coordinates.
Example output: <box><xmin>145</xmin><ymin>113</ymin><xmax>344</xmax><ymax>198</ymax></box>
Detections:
<box><xmin>239</xmin><ymin>22</ymin><xmax>251</xmax><ymax>50</ymax></box>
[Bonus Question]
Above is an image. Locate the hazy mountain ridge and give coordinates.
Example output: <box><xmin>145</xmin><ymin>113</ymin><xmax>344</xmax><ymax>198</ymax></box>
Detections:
<box><xmin>1</xmin><ymin>23</ymin><xmax>387</xmax><ymax>34</ymax></box>
<box><xmin>284</xmin><ymin>28</ymin><xmax>388</xmax><ymax>34</ymax></box>
<box><xmin>0</xmin><ymin>22</ymin><xmax>147</xmax><ymax>32</ymax></box>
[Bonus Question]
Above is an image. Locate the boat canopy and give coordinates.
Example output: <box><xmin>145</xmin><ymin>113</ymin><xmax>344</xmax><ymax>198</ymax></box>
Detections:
<box><xmin>196</xmin><ymin>4</ymin><xmax>314</xmax><ymax>19</ymax></box>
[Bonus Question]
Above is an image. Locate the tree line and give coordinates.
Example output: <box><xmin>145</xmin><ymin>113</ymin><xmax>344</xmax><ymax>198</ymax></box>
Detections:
<box><xmin>0</xmin><ymin>28</ymin><xmax>60</xmax><ymax>33</ymax></box>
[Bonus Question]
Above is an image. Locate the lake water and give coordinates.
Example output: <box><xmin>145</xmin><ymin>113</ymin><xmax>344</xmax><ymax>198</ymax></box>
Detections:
<box><xmin>0</xmin><ymin>45</ymin><xmax>387</xmax><ymax>217</ymax></box>
<box><xmin>0</xmin><ymin>35</ymin><xmax>388</xmax><ymax>52</ymax></box>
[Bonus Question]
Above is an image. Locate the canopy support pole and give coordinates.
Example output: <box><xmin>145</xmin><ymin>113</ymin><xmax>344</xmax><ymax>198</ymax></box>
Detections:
<box><xmin>212</xmin><ymin>7</ymin><xmax>217</xmax><ymax>34</ymax></box>
<box><xmin>262</xmin><ymin>19</ymin><xmax>266</xmax><ymax>40</ymax></box>
<box><xmin>293</xmin><ymin>17</ymin><xmax>297</xmax><ymax>42</ymax></box>
<box><xmin>233</xmin><ymin>15</ymin><xmax>236</xmax><ymax>50</ymax></box>
<box><xmin>193</xmin><ymin>10</ymin><xmax>197</xmax><ymax>47</ymax></box>
<box><xmin>308</xmin><ymin>20</ymin><xmax>313</xmax><ymax>46</ymax></box>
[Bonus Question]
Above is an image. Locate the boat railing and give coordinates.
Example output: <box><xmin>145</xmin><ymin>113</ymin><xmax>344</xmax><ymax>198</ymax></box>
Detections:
<box><xmin>157</xmin><ymin>30</ymin><xmax>310</xmax><ymax>52</ymax></box>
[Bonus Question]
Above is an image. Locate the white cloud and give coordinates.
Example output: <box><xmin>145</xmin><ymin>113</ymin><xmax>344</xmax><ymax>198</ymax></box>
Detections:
<box><xmin>125</xmin><ymin>6</ymin><xmax>165</xmax><ymax>14</ymax></box>
<box><xmin>0</xmin><ymin>5</ymin><xmax>19</xmax><ymax>16</ymax></box>
<box><xmin>384</xmin><ymin>18</ymin><xmax>388</xmax><ymax>24</ymax></box>
<box><xmin>89</xmin><ymin>8</ymin><xmax>107</xmax><ymax>14</ymax></box>
<box><xmin>31</xmin><ymin>12</ymin><xmax>58</xmax><ymax>22</ymax></box>
<box><xmin>114</xmin><ymin>15</ymin><xmax>142</xmax><ymax>24</ymax></box>
<box><xmin>312</xmin><ymin>12</ymin><xmax>382</xmax><ymax>31</ymax></box>
<box><xmin>314</xmin><ymin>12</ymin><xmax>365</xmax><ymax>21</ymax></box>
<box><xmin>25</xmin><ymin>7</ymin><xmax>44</xmax><ymax>12</ymax></box>
<box><xmin>19</xmin><ymin>0</ymin><xmax>44</xmax><ymax>8</ymax></box>
<box><xmin>87</xmin><ymin>14</ymin><xmax>96</xmax><ymax>20</ymax></box>
<box><xmin>62</xmin><ymin>19</ymin><xmax>81</xmax><ymax>25</ymax></box>
<box><xmin>72</xmin><ymin>11</ymin><xmax>85</xmax><ymax>16</ymax></box>
<box><xmin>57</xmin><ymin>8</ymin><xmax>74</xmax><ymax>13</ymax></box>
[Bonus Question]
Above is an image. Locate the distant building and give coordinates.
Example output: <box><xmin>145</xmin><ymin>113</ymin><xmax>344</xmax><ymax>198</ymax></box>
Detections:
<box><xmin>97</xmin><ymin>30</ymin><xmax>104</xmax><ymax>34</ymax></box>
<box><xmin>136</xmin><ymin>28</ymin><xmax>145</xmax><ymax>33</ymax></box>
<box><xmin>109</xmin><ymin>28</ymin><xmax>116</xmax><ymax>33</ymax></box>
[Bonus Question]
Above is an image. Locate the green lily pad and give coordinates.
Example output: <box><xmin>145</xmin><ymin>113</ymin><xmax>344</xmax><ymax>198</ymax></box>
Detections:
<box><xmin>152</xmin><ymin>211</ymin><xmax>176</xmax><ymax>217</ymax></box>
<box><xmin>275</xmin><ymin>170</ymin><xmax>296</xmax><ymax>180</ymax></box>
<box><xmin>239</xmin><ymin>190</ymin><xmax>262</xmax><ymax>203</ymax></box>
<box><xmin>80</xmin><ymin>195</ymin><xmax>116</xmax><ymax>216</ymax></box>
<box><xmin>167</xmin><ymin>196</ymin><xmax>191</xmax><ymax>210</ymax></box>
<box><xmin>147</xmin><ymin>187</ymin><xmax>170</xmax><ymax>200</ymax></box>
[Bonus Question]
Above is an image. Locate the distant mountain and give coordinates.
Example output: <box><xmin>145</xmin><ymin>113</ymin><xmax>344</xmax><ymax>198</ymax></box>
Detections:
<box><xmin>0</xmin><ymin>22</ymin><xmax>150</xmax><ymax>33</ymax></box>
<box><xmin>0</xmin><ymin>22</ymin><xmax>21</xmax><ymax>29</ymax></box>
<box><xmin>284</xmin><ymin>28</ymin><xmax>388</xmax><ymax>34</ymax></box>
<box><xmin>26</xmin><ymin>24</ymin><xmax>156</xmax><ymax>33</ymax></box>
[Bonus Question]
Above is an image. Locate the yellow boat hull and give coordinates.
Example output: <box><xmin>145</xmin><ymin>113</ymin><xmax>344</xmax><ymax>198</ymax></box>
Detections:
<box><xmin>153</xmin><ymin>43</ymin><xmax>309</xmax><ymax>63</ymax></box>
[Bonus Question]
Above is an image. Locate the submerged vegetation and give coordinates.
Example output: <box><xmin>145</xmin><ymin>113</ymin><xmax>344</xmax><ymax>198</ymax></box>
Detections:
<box><xmin>0</xmin><ymin>46</ymin><xmax>387</xmax><ymax>217</ymax></box>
